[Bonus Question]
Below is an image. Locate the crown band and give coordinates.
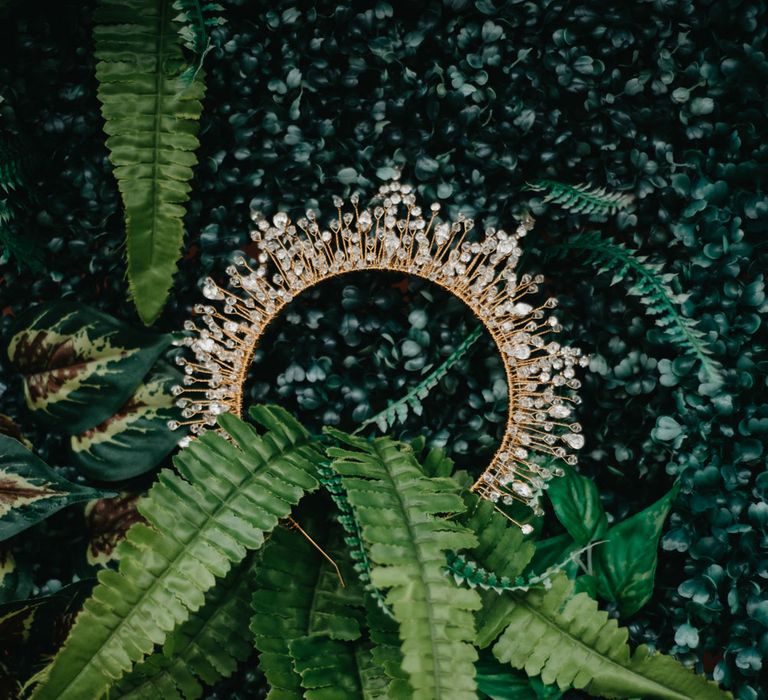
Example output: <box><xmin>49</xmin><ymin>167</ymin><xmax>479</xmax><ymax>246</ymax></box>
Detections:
<box><xmin>172</xmin><ymin>179</ymin><xmax>586</xmax><ymax>531</ymax></box>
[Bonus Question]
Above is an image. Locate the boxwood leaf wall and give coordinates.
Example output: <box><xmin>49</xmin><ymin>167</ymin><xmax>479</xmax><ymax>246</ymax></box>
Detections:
<box><xmin>0</xmin><ymin>0</ymin><xmax>766</xmax><ymax>698</ymax></box>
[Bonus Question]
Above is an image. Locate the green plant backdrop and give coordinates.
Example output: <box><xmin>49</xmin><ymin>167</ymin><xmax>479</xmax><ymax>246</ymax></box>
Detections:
<box><xmin>0</xmin><ymin>1</ymin><xmax>766</xmax><ymax>699</ymax></box>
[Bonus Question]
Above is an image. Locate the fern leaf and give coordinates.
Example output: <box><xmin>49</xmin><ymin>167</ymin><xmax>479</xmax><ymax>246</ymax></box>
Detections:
<box><xmin>526</xmin><ymin>180</ymin><xmax>635</xmax><ymax>216</ymax></box>
<box><xmin>113</xmin><ymin>553</ymin><xmax>260</xmax><ymax>699</ymax></box>
<box><xmin>172</xmin><ymin>0</ymin><xmax>225</xmax><ymax>84</ymax></box>
<box><xmin>492</xmin><ymin>575</ymin><xmax>732</xmax><ymax>700</ymax></box>
<box><xmin>288</xmin><ymin>633</ymin><xmax>363</xmax><ymax>699</ymax></box>
<box><xmin>250</xmin><ymin>522</ymin><xmax>364</xmax><ymax>699</ymax></box>
<box><xmin>94</xmin><ymin>0</ymin><xmax>205</xmax><ymax>325</ymax></box>
<box><xmin>317</xmin><ymin>461</ymin><xmax>391</xmax><ymax>615</ymax></box>
<box><xmin>326</xmin><ymin>428</ymin><xmax>482</xmax><ymax>700</ymax></box>
<box><xmin>27</xmin><ymin>405</ymin><xmax>320</xmax><ymax>700</ymax></box>
<box><xmin>364</xmin><ymin>595</ymin><xmax>413</xmax><ymax>699</ymax></box>
<box><xmin>358</xmin><ymin>324</ymin><xmax>484</xmax><ymax>433</ymax></box>
<box><xmin>355</xmin><ymin>643</ymin><xmax>395</xmax><ymax>699</ymax></box>
<box><xmin>447</xmin><ymin>543</ymin><xmax>591</xmax><ymax>593</ymax></box>
<box><xmin>457</xmin><ymin>492</ymin><xmax>536</xmax><ymax>648</ymax></box>
<box><xmin>544</xmin><ymin>231</ymin><xmax>724</xmax><ymax>384</ymax></box>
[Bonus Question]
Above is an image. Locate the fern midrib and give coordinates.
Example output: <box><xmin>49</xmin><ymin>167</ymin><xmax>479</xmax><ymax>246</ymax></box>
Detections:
<box><xmin>51</xmin><ymin>440</ymin><xmax>306</xmax><ymax>698</ymax></box>
<box><xmin>146</xmin><ymin>0</ymin><xmax>171</xmax><ymax>272</ymax></box>
<box><xmin>514</xmin><ymin>591</ymin><xmax>690</xmax><ymax>700</ymax></box>
<box><xmin>373</xmin><ymin>441</ymin><xmax>444</xmax><ymax>698</ymax></box>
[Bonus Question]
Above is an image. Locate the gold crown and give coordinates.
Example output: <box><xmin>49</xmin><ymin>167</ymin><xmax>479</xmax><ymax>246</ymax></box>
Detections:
<box><xmin>172</xmin><ymin>179</ymin><xmax>586</xmax><ymax>532</ymax></box>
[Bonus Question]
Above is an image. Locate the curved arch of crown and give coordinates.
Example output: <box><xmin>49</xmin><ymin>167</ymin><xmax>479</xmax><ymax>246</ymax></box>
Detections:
<box><xmin>172</xmin><ymin>179</ymin><xmax>587</xmax><ymax>531</ymax></box>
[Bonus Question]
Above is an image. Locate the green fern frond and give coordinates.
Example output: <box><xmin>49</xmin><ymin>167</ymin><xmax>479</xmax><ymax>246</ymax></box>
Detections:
<box><xmin>358</xmin><ymin>324</ymin><xmax>484</xmax><ymax>433</ymax></box>
<box><xmin>456</xmin><ymin>492</ymin><xmax>537</xmax><ymax>647</ymax></box>
<box><xmin>94</xmin><ymin>0</ymin><xmax>205</xmax><ymax>325</ymax></box>
<box><xmin>447</xmin><ymin>543</ymin><xmax>592</xmax><ymax>593</ymax></box>
<box><xmin>364</xmin><ymin>596</ymin><xmax>413</xmax><ymax>698</ymax></box>
<box><xmin>317</xmin><ymin>461</ymin><xmax>392</xmax><ymax>615</ymax></box>
<box><xmin>113</xmin><ymin>553</ymin><xmax>260</xmax><ymax>700</ymax></box>
<box><xmin>288</xmin><ymin>633</ymin><xmax>363</xmax><ymax>699</ymax></box>
<box><xmin>525</xmin><ymin>180</ymin><xmax>635</xmax><ymax>216</ymax></box>
<box><xmin>544</xmin><ymin>231</ymin><xmax>724</xmax><ymax>384</ymax></box>
<box><xmin>250</xmin><ymin>522</ymin><xmax>364</xmax><ymax>699</ymax></box>
<box><xmin>27</xmin><ymin>405</ymin><xmax>320</xmax><ymax>700</ymax></box>
<box><xmin>325</xmin><ymin>428</ymin><xmax>482</xmax><ymax>700</ymax></box>
<box><xmin>492</xmin><ymin>575</ymin><xmax>732</xmax><ymax>700</ymax></box>
<box><xmin>172</xmin><ymin>1</ymin><xmax>225</xmax><ymax>84</ymax></box>
<box><xmin>355</xmin><ymin>643</ymin><xmax>395</xmax><ymax>699</ymax></box>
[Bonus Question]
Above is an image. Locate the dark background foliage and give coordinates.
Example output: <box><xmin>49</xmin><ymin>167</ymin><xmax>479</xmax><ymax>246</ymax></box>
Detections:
<box><xmin>1</xmin><ymin>0</ymin><xmax>766</xmax><ymax>698</ymax></box>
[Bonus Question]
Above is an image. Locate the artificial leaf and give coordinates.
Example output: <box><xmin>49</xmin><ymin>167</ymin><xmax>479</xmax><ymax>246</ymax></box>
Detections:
<box><xmin>94</xmin><ymin>0</ymin><xmax>205</xmax><ymax>325</ymax></box>
<box><xmin>0</xmin><ymin>413</ymin><xmax>32</xmax><ymax>449</ymax></box>
<box><xmin>525</xmin><ymin>180</ymin><xmax>635</xmax><ymax>216</ymax></box>
<box><xmin>7</xmin><ymin>303</ymin><xmax>172</xmax><ymax>433</ymax></box>
<box><xmin>544</xmin><ymin>232</ymin><xmax>723</xmax><ymax>384</ymax></box>
<box><xmin>326</xmin><ymin>429</ymin><xmax>482</xmax><ymax>700</ymax></box>
<box><xmin>0</xmin><ymin>581</ymin><xmax>94</xmax><ymax>693</ymax></box>
<box><xmin>250</xmin><ymin>520</ymin><xmax>364</xmax><ymax>699</ymax></box>
<box><xmin>84</xmin><ymin>493</ymin><xmax>144</xmax><ymax>566</ymax></box>
<box><xmin>70</xmin><ymin>362</ymin><xmax>183</xmax><ymax>480</ymax></box>
<box><xmin>113</xmin><ymin>554</ymin><xmax>259</xmax><ymax>700</ymax></box>
<box><xmin>476</xmin><ymin>656</ymin><xmax>562</xmax><ymax>700</ymax></box>
<box><xmin>0</xmin><ymin>435</ymin><xmax>109</xmax><ymax>542</ymax></box>
<box><xmin>593</xmin><ymin>484</ymin><xmax>679</xmax><ymax>617</ymax></box>
<box><xmin>289</xmin><ymin>633</ymin><xmax>363</xmax><ymax>699</ymax></box>
<box><xmin>492</xmin><ymin>575</ymin><xmax>730</xmax><ymax>699</ymax></box>
<box><xmin>546</xmin><ymin>463</ymin><xmax>608</xmax><ymax>545</ymax></box>
<box><xmin>27</xmin><ymin>406</ymin><xmax>320</xmax><ymax>700</ymax></box>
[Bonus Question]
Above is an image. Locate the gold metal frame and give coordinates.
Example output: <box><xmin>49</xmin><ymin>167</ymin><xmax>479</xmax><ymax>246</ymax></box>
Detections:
<box><xmin>172</xmin><ymin>179</ymin><xmax>586</xmax><ymax>531</ymax></box>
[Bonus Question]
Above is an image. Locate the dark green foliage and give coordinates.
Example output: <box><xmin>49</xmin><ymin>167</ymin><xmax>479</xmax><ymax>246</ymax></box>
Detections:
<box><xmin>0</xmin><ymin>137</ymin><xmax>42</xmax><ymax>271</ymax></box>
<box><xmin>0</xmin><ymin>0</ymin><xmax>766</xmax><ymax>697</ymax></box>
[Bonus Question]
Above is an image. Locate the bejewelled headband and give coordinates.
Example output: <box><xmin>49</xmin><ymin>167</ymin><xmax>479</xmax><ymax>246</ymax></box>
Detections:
<box><xmin>172</xmin><ymin>179</ymin><xmax>586</xmax><ymax>531</ymax></box>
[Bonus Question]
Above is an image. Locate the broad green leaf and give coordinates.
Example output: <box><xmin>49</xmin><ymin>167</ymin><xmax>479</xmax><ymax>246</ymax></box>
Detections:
<box><xmin>71</xmin><ymin>362</ymin><xmax>183</xmax><ymax>481</ymax></box>
<box><xmin>7</xmin><ymin>303</ymin><xmax>171</xmax><ymax>433</ymax></box>
<box><xmin>593</xmin><ymin>484</ymin><xmax>679</xmax><ymax>617</ymax></box>
<box><xmin>94</xmin><ymin>0</ymin><xmax>205</xmax><ymax>325</ymax></box>
<box><xmin>0</xmin><ymin>435</ymin><xmax>110</xmax><ymax>541</ymax></box>
<box><xmin>476</xmin><ymin>656</ymin><xmax>562</xmax><ymax>699</ymax></box>
<box><xmin>546</xmin><ymin>463</ymin><xmax>608</xmax><ymax>545</ymax></box>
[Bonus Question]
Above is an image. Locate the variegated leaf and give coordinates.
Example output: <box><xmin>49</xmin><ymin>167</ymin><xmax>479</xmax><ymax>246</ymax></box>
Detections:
<box><xmin>70</xmin><ymin>362</ymin><xmax>183</xmax><ymax>480</ymax></box>
<box><xmin>0</xmin><ymin>580</ymin><xmax>94</xmax><ymax>691</ymax></box>
<box><xmin>84</xmin><ymin>492</ymin><xmax>144</xmax><ymax>566</ymax></box>
<box><xmin>0</xmin><ymin>435</ymin><xmax>111</xmax><ymax>541</ymax></box>
<box><xmin>0</xmin><ymin>413</ymin><xmax>32</xmax><ymax>449</ymax></box>
<box><xmin>7</xmin><ymin>302</ymin><xmax>172</xmax><ymax>434</ymax></box>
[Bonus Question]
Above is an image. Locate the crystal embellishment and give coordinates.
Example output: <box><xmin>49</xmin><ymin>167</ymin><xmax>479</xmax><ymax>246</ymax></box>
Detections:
<box><xmin>173</xmin><ymin>179</ymin><xmax>585</xmax><ymax>532</ymax></box>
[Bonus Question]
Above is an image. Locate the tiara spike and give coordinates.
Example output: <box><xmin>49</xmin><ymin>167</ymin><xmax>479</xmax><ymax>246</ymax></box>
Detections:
<box><xmin>175</xmin><ymin>180</ymin><xmax>586</xmax><ymax>526</ymax></box>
